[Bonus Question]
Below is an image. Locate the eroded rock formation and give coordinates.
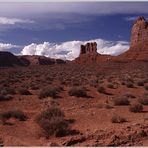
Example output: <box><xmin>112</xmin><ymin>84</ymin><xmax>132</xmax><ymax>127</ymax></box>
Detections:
<box><xmin>119</xmin><ymin>16</ymin><xmax>148</xmax><ymax>61</ymax></box>
<box><xmin>75</xmin><ymin>42</ymin><xmax>112</xmax><ymax>64</ymax></box>
<box><xmin>80</xmin><ymin>42</ymin><xmax>97</xmax><ymax>55</ymax></box>
<box><xmin>130</xmin><ymin>16</ymin><xmax>148</xmax><ymax>47</ymax></box>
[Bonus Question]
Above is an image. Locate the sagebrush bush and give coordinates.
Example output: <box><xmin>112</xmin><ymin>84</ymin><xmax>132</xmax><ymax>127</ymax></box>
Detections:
<box><xmin>0</xmin><ymin>95</ymin><xmax>12</xmax><ymax>101</ymax></box>
<box><xmin>68</xmin><ymin>87</ymin><xmax>87</xmax><ymax>97</ymax></box>
<box><xmin>126</xmin><ymin>82</ymin><xmax>134</xmax><ymax>88</ymax></box>
<box><xmin>137</xmin><ymin>81</ymin><xmax>144</xmax><ymax>86</ymax></box>
<box><xmin>36</xmin><ymin>106</ymin><xmax>68</xmax><ymax>138</ymax></box>
<box><xmin>97</xmin><ymin>86</ymin><xmax>106</xmax><ymax>94</ymax></box>
<box><xmin>0</xmin><ymin>87</ymin><xmax>16</xmax><ymax>95</ymax></box>
<box><xmin>0</xmin><ymin>109</ymin><xmax>27</xmax><ymax>124</ymax></box>
<box><xmin>107</xmin><ymin>83</ymin><xmax>114</xmax><ymax>89</ymax></box>
<box><xmin>111</xmin><ymin>114</ymin><xmax>127</xmax><ymax>123</ymax></box>
<box><xmin>138</xmin><ymin>97</ymin><xmax>148</xmax><ymax>105</ymax></box>
<box><xmin>129</xmin><ymin>103</ymin><xmax>143</xmax><ymax>113</ymax></box>
<box><xmin>144</xmin><ymin>85</ymin><xmax>148</xmax><ymax>90</ymax></box>
<box><xmin>18</xmin><ymin>88</ymin><xmax>32</xmax><ymax>95</ymax></box>
<box><xmin>113</xmin><ymin>97</ymin><xmax>130</xmax><ymax>106</ymax></box>
<box><xmin>39</xmin><ymin>86</ymin><xmax>63</xmax><ymax>99</ymax></box>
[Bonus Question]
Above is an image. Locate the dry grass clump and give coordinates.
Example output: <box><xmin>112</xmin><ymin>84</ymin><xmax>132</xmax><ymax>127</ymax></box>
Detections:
<box><xmin>39</xmin><ymin>86</ymin><xmax>63</xmax><ymax>99</ymax></box>
<box><xmin>138</xmin><ymin>97</ymin><xmax>148</xmax><ymax>105</ymax></box>
<box><xmin>113</xmin><ymin>96</ymin><xmax>130</xmax><ymax>106</ymax></box>
<box><xmin>107</xmin><ymin>83</ymin><xmax>114</xmax><ymax>89</ymax></box>
<box><xmin>111</xmin><ymin>114</ymin><xmax>127</xmax><ymax>123</ymax></box>
<box><xmin>36</xmin><ymin>106</ymin><xmax>68</xmax><ymax>138</ymax></box>
<box><xmin>68</xmin><ymin>87</ymin><xmax>87</xmax><ymax>97</ymax></box>
<box><xmin>129</xmin><ymin>103</ymin><xmax>143</xmax><ymax>113</ymax></box>
<box><xmin>97</xmin><ymin>86</ymin><xmax>106</xmax><ymax>94</ymax></box>
<box><xmin>137</xmin><ymin>80</ymin><xmax>145</xmax><ymax>86</ymax></box>
<box><xmin>0</xmin><ymin>109</ymin><xmax>27</xmax><ymax>124</ymax></box>
<box><xmin>0</xmin><ymin>95</ymin><xmax>12</xmax><ymax>101</ymax></box>
<box><xmin>144</xmin><ymin>85</ymin><xmax>148</xmax><ymax>90</ymax></box>
<box><xmin>18</xmin><ymin>88</ymin><xmax>32</xmax><ymax>95</ymax></box>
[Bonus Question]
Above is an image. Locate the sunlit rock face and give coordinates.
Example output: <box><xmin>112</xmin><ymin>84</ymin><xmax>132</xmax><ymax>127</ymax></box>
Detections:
<box><xmin>130</xmin><ymin>16</ymin><xmax>148</xmax><ymax>47</ymax></box>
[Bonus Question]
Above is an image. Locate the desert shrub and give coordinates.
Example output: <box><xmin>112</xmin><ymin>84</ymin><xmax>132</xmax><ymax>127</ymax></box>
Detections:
<box><xmin>129</xmin><ymin>103</ymin><xmax>143</xmax><ymax>113</ymax></box>
<box><xmin>126</xmin><ymin>82</ymin><xmax>134</xmax><ymax>88</ymax></box>
<box><xmin>111</xmin><ymin>114</ymin><xmax>127</xmax><ymax>123</ymax></box>
<box><xmin>0</xmin><ymin>87</ymin><xmax>16</xmax><ymax>95</ymax></box>
<box><xmin>138</xmin><ymin>97</ymin><xmax>148</xmax><ymax>105</ymax></box>
<box><xmin>113</xmin><ymin>97</ymin><xmax>130</xmax><ymax>106</ymax></box>
<box><xmin>68</xmin><ymin>87</ymin><xmax>87</xmax><ymax>97</ymax></box>
<box><xmin>144</xmin><ymin>85</ymin><xmax>148</xmax><ymax>90</ymax></box>
<box><xmin>36</xmin><ymin>106</ymin><xmax>68</xmax><ymax>138</ymax></box>
<box><xmin>0</xmin><ymin>95</ymin><xmax>12</xmax><ymax>101</ymax></box>
<box><xmin>104</xmin><ymin>104</ymin><xmax>114</xmax><ymax>109</ymax></box>
<box><xmin>0</xmin><ymin>110</ymin><xmax>27</xmax><ymax>122</ymax></box>
<box><xmin>137</xmin><ymin>81</ymin><xmax>145</xmax><ymax>86</ymax></box>
<box><xmin>18</xmin><ymin>88</ymin><xmax>32</xmax><ymax>95</ymax></box>
<box><xmin>121</xmin><ymin>81</ymin><xmax>126</xmax><ymax>85</ymax></box>
<box><xmin>97</xmin><ymin>86</ymin><xmax>106</xmax><ymax>94</ymax></box>
<box><xmin>107</xmin><ymin>83</ymin><xmax>114</xmax><ymax>89</ymax></box>
<box><xmin>54</xmin><ymin>86</ymin><xmax>64</xmax><ymax>92</ymax></box>
<box><xmin>39</xmin><ymin>87</ymin><xmax>62</xmax><ymax>99</ymax></box>
<box><xmin>124</xmin><ymin>93</ymin><xmax>136</xmax><ymax>99</ymax></box>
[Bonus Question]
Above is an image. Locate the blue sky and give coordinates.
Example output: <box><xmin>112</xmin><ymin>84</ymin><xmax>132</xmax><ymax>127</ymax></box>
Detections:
<box><xmin>0</xmin><ymin>2</ymin><xmax>148</xmax><ymax>60</ymax></box>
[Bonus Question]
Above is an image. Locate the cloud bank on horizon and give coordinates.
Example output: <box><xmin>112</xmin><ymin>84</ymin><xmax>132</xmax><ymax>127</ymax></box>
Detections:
<box><xmin>21</xmin><ymin>39</ymin><xmax>129</xmax><ymax>60</ymax></box>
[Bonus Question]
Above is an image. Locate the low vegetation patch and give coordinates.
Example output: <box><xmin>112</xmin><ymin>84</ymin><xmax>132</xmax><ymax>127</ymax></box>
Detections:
<box><xmin>138</xmin><ymin>97</ymin><xmax>148</xmax><ymax>105</ymax></box>
<box><xmin>0</xmin><ymin>95</ymin><xmax>12</xmax><ymax>101</ymax></box>
<box><xmin>0</xmin><ymin>110</ymin><xmax>27</xmax><ymax>124</ymax></box>
<box><xmin>107</xmin><ymin>83</ymin><xmax>114</xmax><ymax>89</ymax></box>
<box><xmin>0</xmin><ymin>87</ymin><xmax>16</xmax><ymax>95</ymax></box>
<box><xmin>39</xmin><ymin>86</ymin><xmax>63</xmax><ymax>99</ymax></box>
<box><xmin>144</xmin><ymin>85</ymin><xmax>148</xmax><ymax>90</ymax></box>
<box><xmin>129</xmin><ymin>103</ymin><xmax>143</xmax><ymax>113</ymax></box>
<box><xmin>111</xmin><ymin>114</ymin><xmax>127</xmax><ymax>123</ymax></box>
<box><xmin>97</xmin><ymin>86</ymin><xmax>106</xmax><ymax>94</ymax></box>
<box><xmin>137</xmin><ymin>80</ymin><xmax>145</xmax><ymax>86</ymax></box>
<box><xmin>68</xmin><ymin>87</ymin><xmax>87</xmax><ymax>97</ymax></box>
<box><xmin>113</xmin><ymin>97</ymin><xmax>130</xmax><ymax>106</ymax></box>
<box><xmin>126</xmin><ymin>82</ymin><xmax>134</xmax><ymax>88</ymax></box>
<box><xmin>18</xmin><ymin>88</ymin><xmax>32</xmax><ymax>95</ymax></box>
<box><xmin>36</xmin><ymin>106</ymin><xmax>68</xmax><ymax>138</ymax></box>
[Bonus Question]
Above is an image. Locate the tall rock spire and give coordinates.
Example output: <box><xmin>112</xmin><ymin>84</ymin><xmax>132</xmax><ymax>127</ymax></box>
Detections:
<box><xmin>130</xmin><ymin>16</ymin><xmax>148</xmax><ymax>47</ymax></box>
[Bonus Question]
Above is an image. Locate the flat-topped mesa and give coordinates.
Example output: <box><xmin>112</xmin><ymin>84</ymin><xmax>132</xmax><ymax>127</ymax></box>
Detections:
<box><xmin>130</xmin><ymin>16</ymin><xmax>148</xmax><ymax>47</ymax></box>
<box><xmin>80</xmin><ymin>42</ymin><xmax>97</xmax><ymax>55</ymax></box>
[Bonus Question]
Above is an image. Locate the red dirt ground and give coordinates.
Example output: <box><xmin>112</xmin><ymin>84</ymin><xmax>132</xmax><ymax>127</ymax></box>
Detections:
<box><xmin>0</xmin><ymin>61</ymin><xmax>148</xmax><ymax>146</ymax></box>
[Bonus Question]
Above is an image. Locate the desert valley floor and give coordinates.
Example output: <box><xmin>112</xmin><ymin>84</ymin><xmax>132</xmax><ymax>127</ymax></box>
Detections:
<box><xmin>0</xmin><ymin>61</ymin><xmax>148</xmax><ymax>146</ymax></box>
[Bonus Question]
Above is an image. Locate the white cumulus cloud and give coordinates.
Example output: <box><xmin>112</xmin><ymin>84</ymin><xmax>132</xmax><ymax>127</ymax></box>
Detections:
<box><xmin>21</xmin><ymin>39</ymin><xmax>129</xmax><ymax>61</ymax></box>
<box><xmin>0</xmin><ymin>17</ymin><xmax>34</xmax><ymax>25</ymax></box>
<box><xmin>0</xmin><ymin>43</ymin><xmax>20</xmax><ymax>51</ymax></box>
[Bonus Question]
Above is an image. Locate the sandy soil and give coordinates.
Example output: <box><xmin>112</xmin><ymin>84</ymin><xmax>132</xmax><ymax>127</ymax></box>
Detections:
<box><xmin>0</xmin><ymin>61</ymin><xmax>148</xmax><ymax>146</ymax></box>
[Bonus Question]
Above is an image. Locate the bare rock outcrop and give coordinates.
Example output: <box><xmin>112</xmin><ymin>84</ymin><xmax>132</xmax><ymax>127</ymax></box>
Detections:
<box><xmin>130</xmin><ymin>16</ymin><xmax>148</xmax><ymax>47</ymax></box>
<box><xmin>80</xmin><ymin>42</ymin><xmax>97</xmax><ymax>55</ymax></box>
<box><xmin>0</xmin><ymin>52</ymin><xmax>66</xmax><ymax>67</ymax></box>
<box><xmin>118</xmin><ymin>16</ymin><xmax>148</xmax><ymax>61</ymax></box>
<box><xmin>74</xmin><ymin>42</ymin><xmax>113</xmax><ymax>64</ymax></box>
<box><xmin>0</xmin><ymin>51</ymin><xmax>24</xmax><ymax>67</ymax></box>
